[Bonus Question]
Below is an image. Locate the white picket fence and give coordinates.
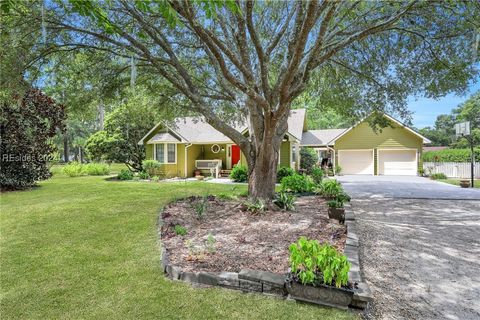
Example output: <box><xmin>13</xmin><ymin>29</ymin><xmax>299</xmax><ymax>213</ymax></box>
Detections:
<box><xmin>423</xmin><ymin>162</ymin><xmax>479</xmax><ymax>178</ymax></box>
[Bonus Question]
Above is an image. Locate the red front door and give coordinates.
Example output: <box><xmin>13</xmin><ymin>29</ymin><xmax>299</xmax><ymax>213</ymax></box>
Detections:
<box><xmin>231</xmin><ymin>145</ymin><xmax>240</xmax><ymax>166</ymax></box>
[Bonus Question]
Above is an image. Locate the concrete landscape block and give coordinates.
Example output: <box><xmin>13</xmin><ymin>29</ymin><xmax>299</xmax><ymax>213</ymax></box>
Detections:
<box><xmin>238</xmin><ymin>269</ymin><xmax>263</xmax><ymax>282</ymax></box>
<box><xmin>262</xmin><ymin>283</ymin><xmax>287</xmax><ymax>296</ymax></box>
<box><xmin>346</xmin><ymin>237</ymin><xmax>359</xmax><ymax>247</ymax></box>
<box><xmin>160</xmin><ymin>248</ymin><xmax>169</xmax><ymax>273</ymax></box>
<box><xmin>239</xmin><ymin>279</ymin><xmax>262</xmax><ymax>292</ymax></box>
<box><xmin>180</xmin><ymin>271</ymin><xmax>199</xmax><ymax>283</ymax></box>
<box><xmin>218</xmin><ymin>272</ymin><xmax>239</xmax><ymax>288</ymax></box>
<box><xmin>197</xmin><ymin>272</ymin><xmax>219</xmax><ymax>286</ymax></box>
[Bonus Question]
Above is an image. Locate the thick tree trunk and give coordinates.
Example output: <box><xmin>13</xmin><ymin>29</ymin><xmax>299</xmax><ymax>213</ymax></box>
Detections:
<box><xmin>245</xmin><ymin>114</ymin><xmax>287</xmax><ymax>201</ymax></box>
<box><xmin>247</xmin><ymin>144</ymin><xmax>279</xmax><ymax>201</ymax></box>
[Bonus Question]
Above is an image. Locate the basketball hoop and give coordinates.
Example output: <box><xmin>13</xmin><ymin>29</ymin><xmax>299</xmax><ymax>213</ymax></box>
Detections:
<box><xmin>455</xmin><ymin>121</ymin><xmax>470</xmax><ymax>137</ymax></box>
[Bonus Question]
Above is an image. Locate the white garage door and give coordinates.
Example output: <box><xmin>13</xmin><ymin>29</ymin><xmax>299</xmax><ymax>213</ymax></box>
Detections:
<box><xmin>378</xmin><ymin>149</ymin><xmax>417</xmax><ymax>175</ymax></box>
<box><xmin>338</xmin><ymin>150</ymin><xmax>374</xmax><ymax>175</ymax></box>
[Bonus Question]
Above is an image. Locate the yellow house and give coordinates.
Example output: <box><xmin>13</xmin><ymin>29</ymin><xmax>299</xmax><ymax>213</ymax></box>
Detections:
<box><xmin>139</xmin><ymin>111</ymin><xmax>430</xmax><ymax>178</ymax></box>
<box><xmin>138</xmin><ymin>110</ymin><xmax>306</xmax><ymax>178</ymax></box>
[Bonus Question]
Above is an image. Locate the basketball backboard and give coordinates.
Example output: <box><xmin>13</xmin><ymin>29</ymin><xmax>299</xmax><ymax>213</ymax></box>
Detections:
<box><xmin>455</xmin><ymin>121</ymin><xmax>470</xmax><ymax>137</ymax></box>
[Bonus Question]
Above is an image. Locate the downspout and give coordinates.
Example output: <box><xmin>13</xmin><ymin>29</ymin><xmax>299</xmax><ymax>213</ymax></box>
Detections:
<box><xmin>185</xmin><ymin>143</ymin><xmax>192</xmax><ymax>178</ymax></box>
<box><xmin>326</xmin><ymin>145</ymin><xmax>336</xmax><ymax>176</ymax></box>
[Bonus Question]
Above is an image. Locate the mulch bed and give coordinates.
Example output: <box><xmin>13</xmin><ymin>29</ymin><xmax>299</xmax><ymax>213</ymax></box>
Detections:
<box><xmin>160</xmin><ymin>195</ymin><xmax>346</xmax><ymax>274</ymax></box>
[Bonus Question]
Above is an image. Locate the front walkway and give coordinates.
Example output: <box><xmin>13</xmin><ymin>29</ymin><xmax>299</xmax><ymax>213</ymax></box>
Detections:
<box><xmin>338</xmin><ymin>175</ymin><xmax>480</xmax><ymax>319</ymax></box>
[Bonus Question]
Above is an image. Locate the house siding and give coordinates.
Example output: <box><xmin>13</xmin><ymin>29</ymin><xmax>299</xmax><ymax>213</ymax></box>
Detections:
<box><xmin>145</xmin><ymin>143</ymin><xmax>186</xmax><ymax>178</ymax></box>
<box><xmin>237</xmin><ymin>140</ymin><xmax>292</xmax><ymax>169</ymax></box>
<box><xmin>334</xmin><ymin>121</ymin><xmax>423</xmax><ymax>174</ymax></box>
<box><xmin>202</xmin><ymin>144</ymin><xmax>227</xmax><ymax>168</ymax></box>
<box><xmin>186</xmin><ymin>144</ymin><xmax>202</xmax><ymax>177</ymax></box>
<box><xmin>280</xmin><ymin>141</ymin><xmax>291</xmax><ymax>168</ymax></box>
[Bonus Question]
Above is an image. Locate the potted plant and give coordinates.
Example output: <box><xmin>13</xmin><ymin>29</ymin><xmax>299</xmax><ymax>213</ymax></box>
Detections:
<box><xmin>459</xmin><ymin>179</ymin><xmax>470</xmax><ymax>188</ymax></box>
<box><xmin>194</xmin><ymin>168</ymin><xmax>201</xmax><ymax>176</ymax></box>
<box><xmin>327</xmin><ymin>199</ymin><xmax>345</xmax><ymax>222</ymax></box>
<box><xmin>327</xmin><ymin>191</ymin><xmax>350</xmax><ymax>223</ymax></box>
<box><xmin>286</xmin><ymin>237</ymin><xmax>353</xmax><ymax>309</ymax></box>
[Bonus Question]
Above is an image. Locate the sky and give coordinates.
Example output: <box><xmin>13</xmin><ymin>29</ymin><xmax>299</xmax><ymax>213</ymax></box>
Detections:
<box><xmin>408</xmin><ymin>81</ymin><xmax>480</xmax><ymax>129</ymax></box>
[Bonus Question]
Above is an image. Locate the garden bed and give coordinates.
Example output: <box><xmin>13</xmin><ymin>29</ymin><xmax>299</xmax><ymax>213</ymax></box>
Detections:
<box><xmin>160</xmin><ymin>195</ymin><xmax>346</xmax><ymax>274</ymax></box>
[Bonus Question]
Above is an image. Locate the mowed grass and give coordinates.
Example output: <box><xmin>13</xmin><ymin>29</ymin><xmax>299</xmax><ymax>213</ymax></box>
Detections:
<box><xmin>0</xmin><ymin>173</ymin><xmax>357</xmax><ymax>320</ymax></box>
<box><xmin>438</xmin><ymin>178</ymin><xmax>480</xmax><ymax>188</ymax></box>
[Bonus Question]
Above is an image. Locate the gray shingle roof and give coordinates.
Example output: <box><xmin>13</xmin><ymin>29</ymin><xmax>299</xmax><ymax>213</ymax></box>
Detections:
<box><xmin>141</xmin><ymin>109</ymin><xmax>307</xmax><ymax>144</ymax></box>
<box><xmin>147</xmin><ymin>132</ymin><xmax>181</xmax><ymax>143</ymax></box>
<box><xmin>301</xmin><ymin>129</ymin><xmax>347</xmax><ymax>146</ymax></box>
<box><xmin>169</xmin><ymin>117</ymin><xmax>241</xmax><ymax>143</ymax></box>
<box><xmin>287</xmin><ymin>109</ymin><xmax>306</xmax><ymax>141</ymax></box>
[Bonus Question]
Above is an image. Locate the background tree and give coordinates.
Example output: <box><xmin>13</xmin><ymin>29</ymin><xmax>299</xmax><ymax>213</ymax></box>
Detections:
<box><xmin>1</xmin><ymin>89</ymin><xmax>66</xmax><ymax>190</ymax></box>
<box><xmin>85</xmin><ymin>88</ymin><xmax>175</xmax><ymax>171</ymax></box>
<box><xmin>300</xmin><ymin>148</ymin><xmax>318</xmax><ymax>175</ymax></box>
<box><xmin>418</xmin><ymin>91</ymin><xmax>479</xmax><ymax>147</ymax></box>
<box><xmin>7</xmin><ymin>0</ymin><xmax>480</xmax><ymax>200</ymax></box>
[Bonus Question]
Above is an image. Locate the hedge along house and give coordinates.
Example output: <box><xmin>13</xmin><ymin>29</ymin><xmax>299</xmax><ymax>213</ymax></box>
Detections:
<box><xmin>138</xmin><ymin>109</ymin><xmax>306</xmax><ymax>178</ymax></box>
<box><xmin>300</xmin><ymin>113</ymin><xmax>431</xmax><ymax>176</ymax></box>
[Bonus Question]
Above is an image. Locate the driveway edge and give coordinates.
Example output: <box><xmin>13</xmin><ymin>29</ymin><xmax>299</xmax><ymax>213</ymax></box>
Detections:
<box><xmin>344</xmin><ymin>202</ymin><xmax>373</xmax><ymax>309</ymax></box>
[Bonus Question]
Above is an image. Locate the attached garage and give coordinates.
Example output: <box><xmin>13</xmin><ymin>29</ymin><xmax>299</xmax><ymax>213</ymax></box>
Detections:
<box><xmin>327</xmin><ymin>114</ymin><xmax>431</xmax><ymax>176</ymax></box>
<box><xmin>378</xmin><ymin>149</ymin><xmax>417</xmax><ymax>175</ymax></box>
<box><xmin>338</xmin><ymin>150</ymin><xmax>374</xmax><ymax>175</ymax></box>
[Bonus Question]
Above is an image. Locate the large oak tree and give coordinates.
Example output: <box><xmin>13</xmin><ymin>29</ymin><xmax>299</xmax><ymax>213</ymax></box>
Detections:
<box><xmin>6</xmin><ymin>0</ymin><xmax>479</xmax><ymax>200</ymax></box>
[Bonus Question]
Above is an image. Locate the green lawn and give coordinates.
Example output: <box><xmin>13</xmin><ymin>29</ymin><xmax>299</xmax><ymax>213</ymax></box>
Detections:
<box><xmin>0</xmin><ymin>172</ymin><xmax>356</xmax><ymax>319</ymax></box>
<box><xmin>438</xmin><ymin>178</ymin><xmax>480</xmax><ymax>188</ymax></box>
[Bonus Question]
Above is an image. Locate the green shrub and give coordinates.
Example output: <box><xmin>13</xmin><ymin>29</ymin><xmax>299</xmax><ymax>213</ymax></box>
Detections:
<box><xmin>277</xmin><ymin>166</ymin><xmax>295</xmax><ymax>183</ymax></box>
<box><xmin>335</xmin><ymin>165</ymin><xmax>342</xmax><ymax>175</ymax></box>
<box><xmin>142</xmin><ymin>160</ymin><xmax>164</xmax><ymax>177</ymax></box>
<box><xmin>273</xmin><ymin>191</ymin><xmax>296</xmax><ymax>211</ymax></box>
<box><xmin>82</xmin><ymin>163</ymin><xmax>110</xmax><ymax>176</ymax></box>
<box><xmin>310</xmin><ymin>167</ymin><xmax>324</xmax><ymax>185</ymax></box>
<box><xmin>138</xmin><ymin>171</ymin><xmax>150</xmax><ymax>179</ymax></box>
<box><xmin>118</xmin><ymin>169</ymin><xmax>134</xmax><ymax>180</ymax></box>
<box><xmin>230</xmin><ymin>165</ymin><xmax>248</xmax><ymax>182</ymax></box>
<box><xmin>62</xmin><ymin>162</ymin><xmax>84</xmax><ymax>177</ymax></box>
<box><xmin>151</xmin><ymin>176</ymin><xmax>160</xmax><ymax>182</ymax></box>
<box><xmin>206</xmin><ymin>233</ymin><xmax>216</xmax><ymax>253</ymax></box>
<box><xmin>1</xmin><ymin>88</ymin><xmax>66</xmax><ymax>190</ymax></box>
<box><xmin>327</xmin><ymin>199</ymin><xmax>343</xmax><ymax>208</ymax></box>
<box><xmin>430</xmin><ymin>173</ymin><xmax>447</xmax><ymax>180</ymax></box>
<box><xmin>192</xmin><ymin>196</ymin><xmax>208</xmax><ymax>219</ymax></box>
<box><xmin>174</xmin><ymin>225</ymin><xmax>187</xmax><ymax>236</ymax></box>
<box><xmin>300</xmin><ymin>148</ymin><xmax>318</xmax><ymax>174</ymax></box>
<box><xmin>281</xmin><ymin>173</ymin><xmax>315</xmax><ymax>193</ymax></box>
<box><xmin>422</xmin><ymin>148</ymin><xmax>480</xmax><ymax>162</ymax></box>
<box><xmin>289</xmin><ymin>237</ymin><xmax>350</xmax><ymax>288</ymax></box>
<box><xmin>317</xmin><ymin>179</ymin><xmax>343</xmax><ymax>198</ymax></box>
<box><xmin>217</xmin><ymin>193</ymin><xmax>237</xmax><ymax>201</ymax></box>
<box><xmin>335</xmin><ymin>191</ymin><xmax>351</xmax><ymax>203</ymax></box>
<box><xmin>243</xmin><ymin>199</ymin><xmax>266</xmax><ymax>214</ymax></box>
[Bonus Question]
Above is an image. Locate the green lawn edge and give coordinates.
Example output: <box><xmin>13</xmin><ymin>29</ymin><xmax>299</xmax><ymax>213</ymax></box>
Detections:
<box><xmin>0</xmin><ymin>173</ymin><xmax>357</xmax><ymax>320</ymax></box>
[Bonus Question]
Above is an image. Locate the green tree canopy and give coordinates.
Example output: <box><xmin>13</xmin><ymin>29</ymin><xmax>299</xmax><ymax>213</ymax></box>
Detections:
<box><xmin>5</xmin><ymin>0</ymin><xmax>480</xmax><ymax>200</ymax></box>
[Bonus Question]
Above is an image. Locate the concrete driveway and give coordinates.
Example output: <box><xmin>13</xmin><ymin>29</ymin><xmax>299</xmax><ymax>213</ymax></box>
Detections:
<box><xmin>336</xmin><ymin>175</ymin><xmax>480</xmax><ymax>319</ymax></box>
<box><xmin>337</xmin><ymin>175</ymin><xmax>480</xmax><ymax>200</ymax></box>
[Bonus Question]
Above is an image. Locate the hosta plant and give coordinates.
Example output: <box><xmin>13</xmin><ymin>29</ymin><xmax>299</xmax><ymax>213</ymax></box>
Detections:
<box><xmin>289</xmin><ymin>237</ymin><xmax>350</xmax><ymax>288</ymax></box>
<box><xmin>273</xmin><ymin>191</ymin><xmax>296</xmax><ymax>211</ymax></box>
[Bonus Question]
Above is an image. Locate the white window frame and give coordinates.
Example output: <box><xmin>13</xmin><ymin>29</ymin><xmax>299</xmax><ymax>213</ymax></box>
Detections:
<box><xmin>154</xmin><ymin>143</ymin><xmax>177</xmax><ymax>164</ymax></box>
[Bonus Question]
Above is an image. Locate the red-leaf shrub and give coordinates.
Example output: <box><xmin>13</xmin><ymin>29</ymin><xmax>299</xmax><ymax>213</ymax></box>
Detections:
<box><xmin>1</xmin><ymin>89</ymin><xmax>66</xmax><ymax>190</ymax></box>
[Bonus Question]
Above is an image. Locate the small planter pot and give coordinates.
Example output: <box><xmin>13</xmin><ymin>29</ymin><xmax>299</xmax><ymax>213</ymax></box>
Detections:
<box><xmin>194</xmin><ymin>169</ymin><xmax>201</xmax><ymax>176</ymax></box>
<box><xmin>328</xmin><ymin>207</ymin><xmax>345</xmax><ymax>223</ymax></box>
<box><xmin>459</xmin><ymin>180</ymin><xmax>470</xmax><ymax>188</ymax></box>
<box><xmin>285</xmin><ymin>275</ymin><xmax>353</xmax><ymax>309</ymax></box>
